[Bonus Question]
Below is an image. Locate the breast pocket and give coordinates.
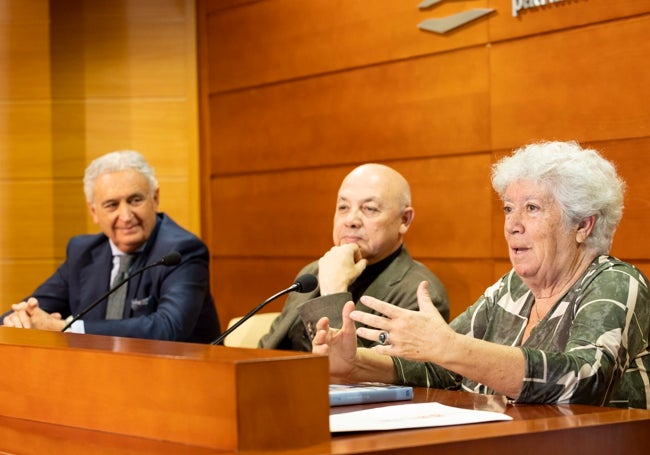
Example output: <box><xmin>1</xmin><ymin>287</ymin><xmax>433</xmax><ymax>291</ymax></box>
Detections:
<box><xmin>130</xmin><ymin>296</ymin><xmax>156</xmax><ymax>317</ymax></box>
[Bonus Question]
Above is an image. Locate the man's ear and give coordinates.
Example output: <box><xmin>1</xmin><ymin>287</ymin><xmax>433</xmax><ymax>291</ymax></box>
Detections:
<box><xmin>87</xmin><ymin>202</ymin><xmax>99</xmax><ymax>224</ymax></box>
<box><xmin>152</xmin><ymin>187</ymin><xmax>160</xmax><ymax>207</ymax></box>
<box><xmin>399</xmin><ymin>207</ymin><xmax>415</xmax><ymax>234</ymax></box>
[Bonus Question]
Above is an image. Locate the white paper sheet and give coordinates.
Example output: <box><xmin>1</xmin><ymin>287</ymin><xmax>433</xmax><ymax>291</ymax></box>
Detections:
<box><xmin>330</xmin><ymin>401</ymin><xmax>512</xmax><ymax>433</ymax></box>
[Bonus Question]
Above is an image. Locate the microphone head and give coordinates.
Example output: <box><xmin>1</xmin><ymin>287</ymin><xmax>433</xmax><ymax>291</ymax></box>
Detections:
<box><xmin>160</xmin><ymin>251</ymin><xmax>182</xmax><ymax>266</ymax></box>
<box><xmin>293</xmin><ymin>274</ymin><xmax>318</xmax><ymax>293</ymax></box>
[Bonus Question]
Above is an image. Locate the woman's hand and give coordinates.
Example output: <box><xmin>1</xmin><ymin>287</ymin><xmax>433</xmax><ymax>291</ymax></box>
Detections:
<box><xmin>351</xmin><ymin>281</ymin><xmax>455</xmax><ymax>362</ymax></box>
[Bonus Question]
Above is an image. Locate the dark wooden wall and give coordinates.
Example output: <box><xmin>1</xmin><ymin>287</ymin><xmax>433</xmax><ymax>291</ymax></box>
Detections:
<box><xmin>197</xmin><ymin>0</ymin><xmax>650</xmax><ymax>330</ymax></box>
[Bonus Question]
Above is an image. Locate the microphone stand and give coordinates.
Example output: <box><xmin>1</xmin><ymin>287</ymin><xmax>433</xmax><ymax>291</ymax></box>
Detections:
<box><xmin>211</xmin><ymin>285</ymin><xmax>297</xmax><ymax>345</ymax></box>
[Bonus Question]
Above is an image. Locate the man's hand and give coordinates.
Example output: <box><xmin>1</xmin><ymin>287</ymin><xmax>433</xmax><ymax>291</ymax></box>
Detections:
<box><xmin>312</xmin><ymin>301</ymin><xmax>358</xmax><ymax>382</ymax></box>
<box><xmin>318</xmin><ymin>244</ymin><xmax>367</xmax><ymax>295</ymax></box>
<box><xmin>2</xmin><ymin>297</ymin><xmax>65</xmax><ymax>331</ymax></box>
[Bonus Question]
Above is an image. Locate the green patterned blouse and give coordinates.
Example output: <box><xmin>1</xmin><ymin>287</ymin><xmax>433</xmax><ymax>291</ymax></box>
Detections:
<box><xmin>393</xmin><ymin>255</ymin><xmax>650</xmax><ymax>408</ymax></box>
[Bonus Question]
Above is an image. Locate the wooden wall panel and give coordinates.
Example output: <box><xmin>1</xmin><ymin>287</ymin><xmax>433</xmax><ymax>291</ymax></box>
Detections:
<box><xmin>491</xmin><ymin>15</ymin><xmax>650</xmax><ymax>150</ymax></box>
<box><xmin>597</xmin><ymin>138</ymin><xmax>650</xmax><ymax>259</ymax></box>
<box><xmin>0</xmin><ymin>23</ymin><xmax>50</xmax><ymax>99</ymax></box>
<box><xmin>210</xmin><ymin>46</ymin><xmax>491</xmax><ymax>175</ymax></box>
<box><xmin>210</xmin><ymin>154</ymin><xmax>493</xmax><ymax>259</ymax></box>
<box><xmin>1</xmin><ymin>0</ymin><xmax>201</xmax><ymax>314</ymax></box>
<box><xmin>205</xmin><ymin>0</ymin><xmax>492</xmax><ymax>92</ymax></box>
<box><xmin>83</xmin><ymin>102</ymin><xmax>198</xmax><ymax>173</ymax></box>
<box><xmin>209</xmin><ymin>154</ymin><xmax>495</xmax><ymax>322</ymax></box>
<box><xmin>0</xmin><ymin>181</ymin><xmax>87</xmax><ymax>259</ymax></box>
<box><xmin>211</xmin><ymin>167</ymin><xmax>343</xmax><ymax>257</ymax></box>
<box><xmin>421</xmin><ymin>259</ymin><xmax>495</xmax><ymax>319</ymax></box>
<box><xmin>0</xmin><ymin>0</ymin><xmax>52</xmax><ymax>308</ymax></box>
<box><xmin>0</xmin><ymin>182</ymin><xmax>56</xmax><ymax>259</ymax></box>
<box><xmin>211</xmin><ymin>258</ymin><xmax>315</xmax><ymax>329</ymax></box>
<box><xmin>387</xmin><ymin>155</ymin><xmax>494</xmax><ymax>259</ymax></box>
<box><xmin>0</xmin><ymin>104</ymin><xmax>52</xmax><ymax>179</ymax></box>
<box><xmin>489</xmin><ymin>0</ymin><xmax>650</xmax><ymax>41</ymax></box>
<box><xmin>0</xmin><ymin>262</ymin><xmax>59</xmax><ymax>306</ymax></box>
<box><xmin>52</xmin><ymin>18</ymin><xmax>191</xmax><ymax>98</ymax></box>
<box><xmin>199</xmin><ymin>1</ymin><xmax>650</xmax><ymax>332</ymax></box>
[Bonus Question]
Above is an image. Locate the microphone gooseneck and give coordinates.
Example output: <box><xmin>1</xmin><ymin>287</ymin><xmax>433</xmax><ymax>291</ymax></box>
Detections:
<box><xmin>60</xmin><ymin>251</ymin><xmax>182</xmax><ymax>332</ymax></box>
<box><xmin>211</xmin><ymin>274</ymin><xmax>318</xmax><ymax>346</ymax></box>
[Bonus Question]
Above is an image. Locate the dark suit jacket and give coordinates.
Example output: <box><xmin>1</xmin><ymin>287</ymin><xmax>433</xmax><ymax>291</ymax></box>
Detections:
<box><xmin>30</xmin><ymin>213</ymin><xmax>220</xmax><ymax>343</ymax></box>
<box><xmin>258</xmin><ymin>246</ymin><xmax>449</xmax><ymax>351</ymax></box>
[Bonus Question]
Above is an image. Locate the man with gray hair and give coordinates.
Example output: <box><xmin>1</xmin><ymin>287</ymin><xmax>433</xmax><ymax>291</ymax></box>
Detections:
<box><xmin>3</xmin><ymin>150</ymin><xmax>221</xmax><ymax>343</ymax></box>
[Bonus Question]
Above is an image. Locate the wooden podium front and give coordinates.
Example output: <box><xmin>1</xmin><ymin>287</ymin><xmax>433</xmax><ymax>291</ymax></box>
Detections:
<box><xmin>0</xmin><ymin>328</ymin><xmax>331</xmax><ymax>452</ymax></box>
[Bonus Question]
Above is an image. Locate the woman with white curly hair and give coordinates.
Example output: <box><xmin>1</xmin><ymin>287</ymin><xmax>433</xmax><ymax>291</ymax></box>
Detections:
<box><xmin>313</xmin><ymin>140</ymin><xmax>650</xmax><ymax>409</ymax></box>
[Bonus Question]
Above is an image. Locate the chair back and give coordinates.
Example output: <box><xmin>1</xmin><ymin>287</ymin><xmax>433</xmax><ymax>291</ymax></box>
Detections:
<box><xmin>224</xmin><ymin>312</ymin><xmax>281</xmax><ymax>348</ymax></box>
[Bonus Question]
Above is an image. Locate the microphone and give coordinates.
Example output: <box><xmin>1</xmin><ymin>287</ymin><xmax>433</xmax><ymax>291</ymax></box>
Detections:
<box><xmin>211</xmin><ymin>273</ymin><xmax>318</xmax><ymax>345</ymax></box>
<box><xmin>60</xmin><ymin>251</ymin><xmax>182</xmax><ymax>332</ymax></box>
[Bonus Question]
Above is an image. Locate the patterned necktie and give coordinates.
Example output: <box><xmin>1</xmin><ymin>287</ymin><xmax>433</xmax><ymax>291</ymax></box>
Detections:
<box><xmin>105</xmin><ymin>255</ymin><xmax>133</xmax><ymax>320</ymax></box>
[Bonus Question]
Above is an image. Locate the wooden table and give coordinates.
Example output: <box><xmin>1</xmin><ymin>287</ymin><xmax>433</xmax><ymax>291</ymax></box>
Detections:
<box><xmin>327</xmin><ymin>388</ymin><xmax>650</xmax><ymax>454</ymax></box>
<box><xmin>1</xmin><ymin>386</ymin><xmax>648</xmax><ymax>454</ymax></box>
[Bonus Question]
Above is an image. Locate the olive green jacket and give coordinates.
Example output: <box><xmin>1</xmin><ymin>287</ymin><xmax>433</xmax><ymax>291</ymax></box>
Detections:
<box><xmin>259</xmin><ymin>246</ymin><xmax>449</xmax><ymax>351</ymax></box>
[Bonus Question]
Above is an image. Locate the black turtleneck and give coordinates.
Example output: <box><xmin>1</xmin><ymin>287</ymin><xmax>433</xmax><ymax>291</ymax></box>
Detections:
<box><xmin>347</xmin><ymin>245</ymin><xmax>402</xmax><ymax>302</ymax></box>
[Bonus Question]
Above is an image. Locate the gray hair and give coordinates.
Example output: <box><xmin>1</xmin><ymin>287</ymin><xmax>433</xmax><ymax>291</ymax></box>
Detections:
<box><xmin>491</xmin><ymin>141</ymin><xmax>625</xmax><ymax>255</ymax></box>
<box><xmin>83</xmin><ymin>150</ymin><xmax>158</xmax><ymax>203</ymax></box>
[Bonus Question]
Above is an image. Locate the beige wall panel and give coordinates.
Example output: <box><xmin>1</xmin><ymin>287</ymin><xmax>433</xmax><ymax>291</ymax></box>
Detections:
<box><xmin>155</xmin><ymin>178</ymin><xmax>195</xmax><ymax>235</ymax></box>
<box><xmin>0</xmin><ymin>104</ymin><xmax>51</xmax><ymax>179</ymax></box>
<box><xmin>210</xmin><ymin>46</ymin><xmax>491</xmax><ymax>175</ymax></box>
<box><xmin>0</xmin><ymin>261</ymin><xmax>58</xmax><ymax>313</ymax></box>
<box><xmin>51</xmin><ymin>181</ymin><xmax>88</xmax><ymax>256</ymax></box>
<box><xmin>67</xmin><ymin>0</ymin><xmax>189</xmax><ymax>19</ymax></box>
<box><xmin>0</xmin><ymin>181</ymin><xmax>55</xmax><ymax>259</ymax></box>
<box><xmin>0</xmin><ymin>0</ymin><xmax>48</xmax><ymax>21</ymax></box>
<box><xmin>206</xmin><ymin>0</ymin><xmax>492</xmax><ymax>92</ymax></box>
<box><xmin>49</xmin><ymin>0</ymin><xmax>201</xmax><ymax>233</ymax></box>
<box><xmin>1</xmin><ymin>0</ymin><xmax>202</xmax><ymax>315</ymax></box>
<box><xmin>202</xmin><ymin>0</ymin><xmax>260</xmax><ymax>15</ymax></box>
<box><xmin>0</xmin><ymin>23</ymin><xmax>50</xmax><ymax>99</ymax></box>
<box><xmin>81</xmin><ymin>101</ymin><xmax>199</xmax><ymax>172</ymax></box>
<box><xmin>51</xmin><ymin>15</ymin><xmax>192</xmax><ymax>99</ymax></box>
<box><xmin>489</xmin><ymin>0</ymin><xmax>650</xmax><ymax>41</ymax></box>
<box><xmin>490</xmin><ymin>16</ymin><xmax>650</xmax><ymax>150</ymax></box>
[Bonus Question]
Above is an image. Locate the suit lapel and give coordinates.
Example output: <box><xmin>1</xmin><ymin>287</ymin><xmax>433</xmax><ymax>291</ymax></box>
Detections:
<box><xmin>76</xmin><ymin>244</ymin><xmax>113</xmax><ymax>319</ymax></box>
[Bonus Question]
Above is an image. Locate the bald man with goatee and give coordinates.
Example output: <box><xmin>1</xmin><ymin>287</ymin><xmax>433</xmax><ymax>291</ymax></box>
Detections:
<box><xmin>259</xmin><ymin>163</ymin><xmax>449</xmax><ymax>351</ymax></box>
